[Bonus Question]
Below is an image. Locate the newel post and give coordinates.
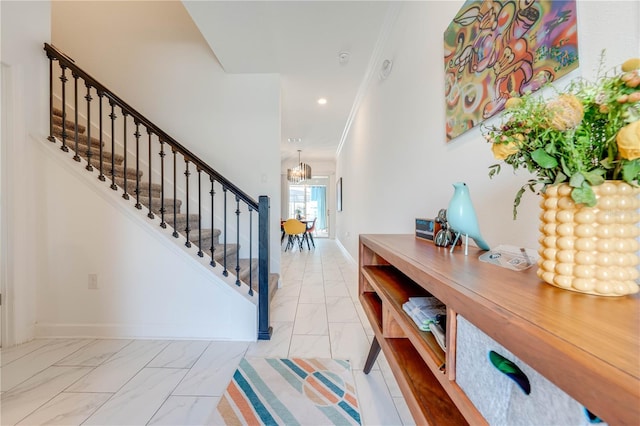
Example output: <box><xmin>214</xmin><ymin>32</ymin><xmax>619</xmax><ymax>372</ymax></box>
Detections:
<box><xmin>257</xmin><ymin>195</ymin><xmax>272</xmax><ymax>340</ymax></box>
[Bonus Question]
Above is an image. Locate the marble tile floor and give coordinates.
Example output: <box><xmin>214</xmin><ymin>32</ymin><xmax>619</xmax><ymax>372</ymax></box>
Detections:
<box><xmin>0</xmin><ymin>239</ymin><xmax>414</xmax><ymax>425</ymax></box>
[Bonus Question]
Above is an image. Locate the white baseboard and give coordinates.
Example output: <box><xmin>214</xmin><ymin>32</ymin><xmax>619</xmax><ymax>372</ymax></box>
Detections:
<box><xmin>335</xmin><ymin>238</ymin><xmax>357</xmax><ymax>266</ymax></box>
<box><xmin>35</xmin><ymin>322</ymin><xmax>257</xmax><ymax>341</ymax></box>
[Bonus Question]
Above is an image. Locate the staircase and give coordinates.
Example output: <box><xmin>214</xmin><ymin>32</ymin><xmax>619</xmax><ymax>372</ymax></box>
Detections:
<box><xmin>45</xmin><ymin>43</ymin><xmax>276</xmax><ymax>340</ymax></box>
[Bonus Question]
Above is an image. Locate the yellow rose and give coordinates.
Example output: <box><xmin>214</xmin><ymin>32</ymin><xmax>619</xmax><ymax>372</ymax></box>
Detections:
<box><xmin>617</xmin><ymin>120</ymin><xmax>640</xmax><ymax>160</ymax></box>
<box><xmin>492</xmin><ymin>141</ymin><xmax>519</xmax><ymax>160</ymax></box>
<box><xmin>546</xmin><ymin>94</ymin><xmax>584</xmax><ymax>130</ymax></box>
<box><xmin>505</xmin><ymin>97</ymin><xmax>523</xmax><ymax>109</ymax></box>
<box><xmin>621</xmin><ymin>58</ymin><xmax>640</xmax><ymax>72</ymax></box>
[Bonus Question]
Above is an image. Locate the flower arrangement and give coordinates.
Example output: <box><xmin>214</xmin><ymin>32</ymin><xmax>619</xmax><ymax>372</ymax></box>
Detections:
<box><xmin>484</xmin><ymin>56</ymin><xmax>640</xmax><ymax>218</ymax></box>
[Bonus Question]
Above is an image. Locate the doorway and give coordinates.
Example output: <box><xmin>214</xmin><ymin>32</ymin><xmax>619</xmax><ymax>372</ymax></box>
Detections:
<box><xmin>288</xmin><ymin>177</ymin><xmax>329</xmax><ymax>238</ymax></box>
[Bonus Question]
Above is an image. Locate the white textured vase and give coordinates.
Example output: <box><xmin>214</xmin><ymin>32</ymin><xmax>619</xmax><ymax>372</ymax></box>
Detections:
<box><xmin>537</xmin><ymin>181</ymin><xmax>640</xmax><ymax>296</ymax></box>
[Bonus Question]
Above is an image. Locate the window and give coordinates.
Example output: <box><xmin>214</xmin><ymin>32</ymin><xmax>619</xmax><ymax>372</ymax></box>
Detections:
<box><xmin>288</xmin><ymin>177</ymin><xmax>329</xmax><ymax>238</ymax></box>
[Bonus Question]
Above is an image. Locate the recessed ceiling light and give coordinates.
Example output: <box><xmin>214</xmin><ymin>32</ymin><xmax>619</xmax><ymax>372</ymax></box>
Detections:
<box><xmin>317</xmin><ymin>98</ymin><xmax>327</xmax><ymax>105</ymax></box>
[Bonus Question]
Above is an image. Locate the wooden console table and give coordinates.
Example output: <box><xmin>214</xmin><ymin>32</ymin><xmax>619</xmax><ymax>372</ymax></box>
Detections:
<box><xmin>358</xmin><ymin>234</ymin><xmax>639</xmax><ymax>425</ymax></box>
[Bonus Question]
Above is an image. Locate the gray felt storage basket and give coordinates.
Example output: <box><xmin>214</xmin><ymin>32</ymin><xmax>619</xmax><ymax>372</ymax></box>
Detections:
<box><xmin>455</xmin><ymin>316</ymin><xmax>606</xmax><ymax>426</ymax></box>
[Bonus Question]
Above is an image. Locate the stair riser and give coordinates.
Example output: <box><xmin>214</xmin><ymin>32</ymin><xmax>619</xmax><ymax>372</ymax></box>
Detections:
<box><xmin>172</xmin><ymin>218</ymin><xmax>205</xmax><ymax>233</ymax></box>
<box><xmin>53</xmin><ymin>126</ymin><xmax>103</xmax><ymax>149</ymax></box>
<box><xmin>136</xmin><ymin>198</ymin><xmax>182</xmax><ymax>215</ymax></box>
<box><xmin>52</xmin><ymin>114</ymin><xmax>86</xmax><ymax>134</ymax></box>
<box><xmin>238</xmin><ymin>261</ymin><xmax>259</xmax><ymax>284</ymax></box>
<box><xmin>213</xmin><ymin>245</ymin><xmax>238</xmax><ymax>263</ymax></box>
<box><xmin>114</xmin><ymin>179</ymin><xmax>162</xmax><ymax>198</ymax></box>
<box><xmin>97</xmin><ymin>161</ymin><xmax>142</xmax><ymax>179</ymax></box>
<box><xmin>181</xmin><ymin>236</ymin><xmax>215</xmax><ymax>253</ymax></box>
<box><xmin>131</xmin><ymin>199</ymin><xmax>180</xmax><ymax>215</ymax></box>
<box><xmin>186</xmin><ymin>231</ymin><xmax>218</xmax><ymax>244</ymax></box>
<box><xmin>66</xmin><ymin>144</ymin><xmax>124</xmax><ymax>166</ymax></box>
<box><xmin>179</xmin><ymin>221</ymin><xmax>217</xmax><ymax>236</ymax></box>
<box><xmin>116</xmin><ymin>177</ymin><xmax>161</xmax><ymax>198</ymax></box>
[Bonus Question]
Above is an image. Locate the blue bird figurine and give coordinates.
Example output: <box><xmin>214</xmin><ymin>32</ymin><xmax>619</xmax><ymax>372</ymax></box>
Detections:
<box><xmin>447</xmin><ymin>182</ymin><xmax>490</xmax><ymax>255</ymax></box>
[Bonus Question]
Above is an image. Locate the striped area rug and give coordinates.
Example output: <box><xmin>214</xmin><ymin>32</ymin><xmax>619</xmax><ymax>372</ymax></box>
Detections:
<box><xmin>216</xmin><ymin>358</ymin><xmax>361</xmax><ymax>425</ymax></box>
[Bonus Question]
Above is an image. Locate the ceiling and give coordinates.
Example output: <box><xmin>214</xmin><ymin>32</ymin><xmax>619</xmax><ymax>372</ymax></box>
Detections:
<box><xmin>183</xmin><ymin>1</ymin><xmax>393</xmax><ymax>168</ymax></box>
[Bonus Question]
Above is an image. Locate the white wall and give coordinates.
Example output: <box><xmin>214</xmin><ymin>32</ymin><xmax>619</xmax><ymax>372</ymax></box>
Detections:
<box><xmin>51</xmin><ymin>0</ymin><xmax>281</xmax><ymax>273</ymax></box>
<box><xmin>1</xmin><ymin>0</ymin><xmax>51</xmax><ymax>345</ymax></box>
<box><xmin>35</xmin><ymin>140</ymin><xmax>256</xmax><ymax>340</ymax></box>
<box><xmin>0</xmin><ymin>0</ymin><xmax>281</xmax><ymax>343</ymax></box>
<box><xmin>336</xmin><ymin>0</ymin><xmax>640</xmax><ymax>260</ymax></box>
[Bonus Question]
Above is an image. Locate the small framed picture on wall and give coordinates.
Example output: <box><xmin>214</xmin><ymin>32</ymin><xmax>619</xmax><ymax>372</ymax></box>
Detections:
<box><xmin>336</xmin><ymin>177</ymin><xmax>343</xmax><ymax>212</ymax></box>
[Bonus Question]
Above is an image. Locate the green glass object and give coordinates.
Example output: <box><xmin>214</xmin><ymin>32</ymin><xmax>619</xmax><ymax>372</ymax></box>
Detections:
<box><xmin>488</xmin><ymin>350</ymin><xmax>531</xmax><ymax>395</ymax></box>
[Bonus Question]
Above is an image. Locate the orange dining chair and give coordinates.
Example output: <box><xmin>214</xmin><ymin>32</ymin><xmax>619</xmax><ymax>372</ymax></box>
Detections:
<box><xmin>283</xmin><ymin>219</ymin><xmax>307</xmax><ymax>252</ymax></box>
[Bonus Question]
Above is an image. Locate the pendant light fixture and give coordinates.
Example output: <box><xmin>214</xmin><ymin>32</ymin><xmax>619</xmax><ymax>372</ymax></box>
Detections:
<box><xmin>287</xmin><ymin>150</ymin><xmax>312</xmax><ymax>184</ymax></box>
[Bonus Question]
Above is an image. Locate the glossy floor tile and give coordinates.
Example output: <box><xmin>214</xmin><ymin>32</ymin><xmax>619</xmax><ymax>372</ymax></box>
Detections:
<box><xmin>0</xmin><ymin>239</ymin><xmax>411</xmax><ymax>425</ymax></box>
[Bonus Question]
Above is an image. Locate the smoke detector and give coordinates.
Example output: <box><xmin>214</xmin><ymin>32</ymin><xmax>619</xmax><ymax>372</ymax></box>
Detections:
<box><xmin>338</xmin><ymin>51</ymin><xmax>350</xmax><ymax>65</ymax></box>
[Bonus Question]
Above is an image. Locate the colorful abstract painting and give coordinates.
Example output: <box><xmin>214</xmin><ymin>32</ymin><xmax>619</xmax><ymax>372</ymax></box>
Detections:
<box><xmin>444</xmin><ymin>0</ymin><xmax>578</xmax><ymax>141</ymax></box>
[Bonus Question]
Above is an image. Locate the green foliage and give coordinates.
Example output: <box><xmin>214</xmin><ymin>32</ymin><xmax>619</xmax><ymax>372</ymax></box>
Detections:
<box><xmin>622</xmin><ymin>159</ymin><xmax>640</xmax><ymax>182</ymax></box>
<box><xmin>483</xmin><ymin>53</ymin><xmax>640</xmax><ymax>218</ymax></box>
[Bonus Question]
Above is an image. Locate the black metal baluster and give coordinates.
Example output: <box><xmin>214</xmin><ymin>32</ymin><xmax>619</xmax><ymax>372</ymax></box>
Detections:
<box><xmin>172</xmin><ymin>149</ymin><xmax>178</xmax><ymax>238</ymax></box>
<box><xmin>109</xmin><ymin>100</ymin><xmax>117</xmax><ymax>190</ymax></box>
<box><xmin>210</xmin><ymin>177</ymin><xmax>216</xmax><ymax>267</ymax></box>
<box><xmin>184</xmin><ymin>159</ymin><xmax>191</xmax><ymax>248</ymax></box>
<box><xmin>72</xmin><ymin>72</ymin><xmax>80</xmax><ymax>162</ymax></box>
<box><xmin>98</xmin><ymin>91</ymin><xmax>105</xmax><ymax>181</ymax></box>
<box><xmin>60</xmin><ymin>65</ymin><xmax>68</xmax><ymax>152</ymax></box>
<box><xmin>134</xmin><ymin>121</ymin><xmax>141</xmax><ymax>209</ymax></box>
<box><xmin>235</xmin><ymin>196</ymin><xmax>241</xmax><ymax>286</ymax></box>
<box><xmin>84</xmin><ymin>83</ymin><xmax>93</xmax><ymax>171</ymax></box>
<box><xmin>223</xmin><ymin>187</ymin><xmax>228</xmax><ymax>276</ymax></box>
<box><xmin>47</xmin><ymin>55</ymin><xmax>55</xmax><ymax>143</ymax></box>
<box><xmin>197</xmin><ymin>169</ymin><xmax>203</xmax><ymax>257</ymax></box>
<box><xmin>122</xmin><ymin>111</ymin><xmax>129</xmax><ymax>200</ymax></box>
<box><xmin>159</xmin><ymin>140</ymin><xmax>166</xmax><ymax>228</ymax></box>
<box><xmin>147</xmin><ymin>129</ymin><xmax>154</xmax><ymax>219</ymax></box>
<box><xmin>248</xmin><ymin>206</ymin><xmax>253</xmax><ymax>296</ymax></box>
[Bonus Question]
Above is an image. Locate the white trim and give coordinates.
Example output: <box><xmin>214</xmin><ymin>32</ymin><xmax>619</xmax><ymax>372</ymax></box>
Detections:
<box><xmin>34</xmin><ymin>322</ymin><xmax>255</xmax><ymax>341</ymax></box>
<box><xmin>335</xmin><ymin>237</ymin><xmax>357</xmax><ymax>266</ymax></box>
<box><xmin>1</xmin><ymin>62</ymin><xmax>15</xmax><ymax>348</ymax></box>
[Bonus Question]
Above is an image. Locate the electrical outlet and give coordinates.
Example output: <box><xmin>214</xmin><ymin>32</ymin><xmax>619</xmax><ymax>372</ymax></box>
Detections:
<box><xmin>88</xmin><ymin>274</ymin><xmax>98</xmax><ymax>289</ymax></box>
